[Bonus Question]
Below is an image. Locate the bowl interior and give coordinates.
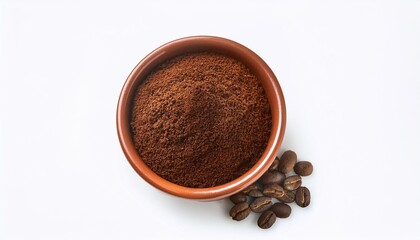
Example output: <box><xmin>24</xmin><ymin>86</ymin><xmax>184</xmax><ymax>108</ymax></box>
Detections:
<box><xmin>117</xmin><ymin>36</ymin><xmax>286</xmax><ymax>200</ymax></box>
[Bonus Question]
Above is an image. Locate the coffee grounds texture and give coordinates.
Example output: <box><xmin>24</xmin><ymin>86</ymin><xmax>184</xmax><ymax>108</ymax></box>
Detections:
<box><xmin>130</xmin><ymin>52</ymin><xmax>272</xmax><ymax>188</ymax></box>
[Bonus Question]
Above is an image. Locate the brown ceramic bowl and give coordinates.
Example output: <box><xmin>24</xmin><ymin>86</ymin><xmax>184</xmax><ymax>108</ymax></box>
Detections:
<box><xmin>117</xmin><ymin>36</ymin><xmax>286</xmax><ymax>201</ymax></box>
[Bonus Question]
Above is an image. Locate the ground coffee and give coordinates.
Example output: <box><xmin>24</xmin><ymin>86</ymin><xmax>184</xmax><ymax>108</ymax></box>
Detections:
<box><xmin>130</xmin><ymin>52</ymin><xmax>272</xmax><ymax>188</ymax></box>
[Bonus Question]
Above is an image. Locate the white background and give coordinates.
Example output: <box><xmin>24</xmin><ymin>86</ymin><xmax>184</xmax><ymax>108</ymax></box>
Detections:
<box><xmin>1</xmin><ymin>0</ymin><xmax>420</xmax><ymax>239</ymax></box>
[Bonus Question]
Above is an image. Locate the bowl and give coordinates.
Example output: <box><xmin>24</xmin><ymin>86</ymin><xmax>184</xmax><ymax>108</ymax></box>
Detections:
<box><xmin>116</xmin><ymin>36</ymin><xmax>286</xmax><ymax>201</ymax></box>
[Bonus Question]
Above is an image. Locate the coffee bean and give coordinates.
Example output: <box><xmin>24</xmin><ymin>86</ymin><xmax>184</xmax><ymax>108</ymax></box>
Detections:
<box><xmin>248</xmin><ymin>189</ymin><xmax>264</xmax><ymax>198</ymax></box>
<box><xmin>229</xmin><ymin>202</ymin><xmax>251</xmax><ymax>221</ymax></box>
<box><xmin>277</xmin><ymin>189</ymin><xmax>296</xmax><ymax>203</ymax></box>
<box><xmin>295</xmin><ymin>186</ymin><xmax>310</xmax><ymax>208</ymax></box>
<box><xmin>283</xmin><ymin>175</ymin><xmax>302</xmax><ymax>191</ymax></box>
<box><xmin>278</xmin><ymin>150</ymin><xmax>297</xmax><ymax>174</ymax></box>
<box><xmin>226</xmin><ymin>149</ymin><xmax>313</xmax><ymax>229</ymax></box>
<box><xmin>242</xmin><ymin>183</ymin><xmax>262</xmax><ymax>195</ymax></box>
<box><xmin>269</xmin><ymin>157</ymin><xmax>280</xmax><ymax>171</ymax></box>
<box><xmin>262</xmin><ymin>183</ymin><xmax>285</xmax><ymax>198</ymax></box>
<box><xmin>229</xmin><ymin>192</ymin><xmax>247</xmax><ymax>204</ymax></box>
<box><xmin>258</xmin><ymin>211</ymin><xmax>276</xmax><ymax>229</ymax></box>
<box><xmin>270</xmin><ymin>203</ymin><xmax>291</xmax><ymax>218</ymax></box>
<box><xmin>259</xmin><ymin>170</ymin><xmax>286</xmax><ymax>185</ymax></box>
<box><xmin>250</xmin><ymin>197</ymin><xmax>272</xmax><ymax>213</ymax></box>
<box><xmin>294</xmin><ymin>161</ymin><xmax>313</xmax><ymax>176</ymax></box>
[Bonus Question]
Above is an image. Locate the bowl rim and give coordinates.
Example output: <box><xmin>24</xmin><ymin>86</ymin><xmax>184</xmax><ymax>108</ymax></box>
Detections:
<box><xmin>116</xmin><ymin>35</ymin><xmax>286</xmax><ymax>200</ymax></box>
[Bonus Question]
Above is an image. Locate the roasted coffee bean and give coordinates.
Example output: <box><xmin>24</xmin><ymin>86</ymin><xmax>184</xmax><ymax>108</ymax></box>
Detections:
<box><xmin>263</xmin><ymin>183</ymin><xmax>285</xmax><ymax>198</ymax></box>
<box><xmin>227</xmin><ymin>149</ymin><xmax>313</xmax><ymax>229</ymax></box>
<box><xmin>258</xmin><ymin>211</ymin><xmax>276</xmax><ymax>229</ymax></box>
<box><xmin>294</xmin><ymin>161</ymin><xmax>313</xmax><ymax>176</ymax></box>
<box><xmin>248</xmin><ymin>189</ymin><xmax>264</xmax><ymax>198</ymax></box>
<box><xmin>278</xmin><ymin>150</ymin><xmax>297</xmax><ymax>174</ymax></box>
<box><xmin>229</xmin><ymin>202</ymin><xmax>251</xmax><ymax>221</ymax></box>
<box><xmin>229</xmin><ymin>192</ymin><xmax>247</xmax><ymax>204</ymax></box>
<box><xmin>270</xmin><ymin>203</ymin><xmax>291</xmax><ymax>218</ymax></box>
<box><xmin>250</xmin><ymin>197</ymin><xmax>272</xmax><ymax>213</ymax></box>
<box><xmin>283</xmin><ymin>175</ymin><xmax>302</xmax><ymax>191</ymax></box>
<box><xmin>277</xmin><ymin>189</ymin><xmax>296</xmax><ymax>203</ymax></box>
<box><xmin>242</xmin><ymin>183</ymin><xmax>262</xmax><ymax>195</ymax></box>
<box><xmin>295</xmin><ymin>186</ymin><xmax>310</xmax><ymax>208</ymax></box>
<box><xmin>269</xmin><ymin>157</ymin><xmax>280</xmax><ymax>170</ymax></box>
<box><xmin>259</xmin><ymin>170</ymin><xmax>286</xmax><ymax>185</ymax></box>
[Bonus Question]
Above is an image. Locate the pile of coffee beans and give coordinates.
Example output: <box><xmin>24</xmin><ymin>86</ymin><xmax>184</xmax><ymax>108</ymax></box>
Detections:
<box><xmin>228</xmin><ymin>150</ymin><xmax>313</xmax><ymax>229</ymax></box>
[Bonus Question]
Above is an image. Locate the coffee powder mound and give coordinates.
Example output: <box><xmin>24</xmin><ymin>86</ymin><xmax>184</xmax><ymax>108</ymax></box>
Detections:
<box><xmin>130</xmin><ymin>52</ymin><xmax>272</xmax><ymax>188</ymax></box>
